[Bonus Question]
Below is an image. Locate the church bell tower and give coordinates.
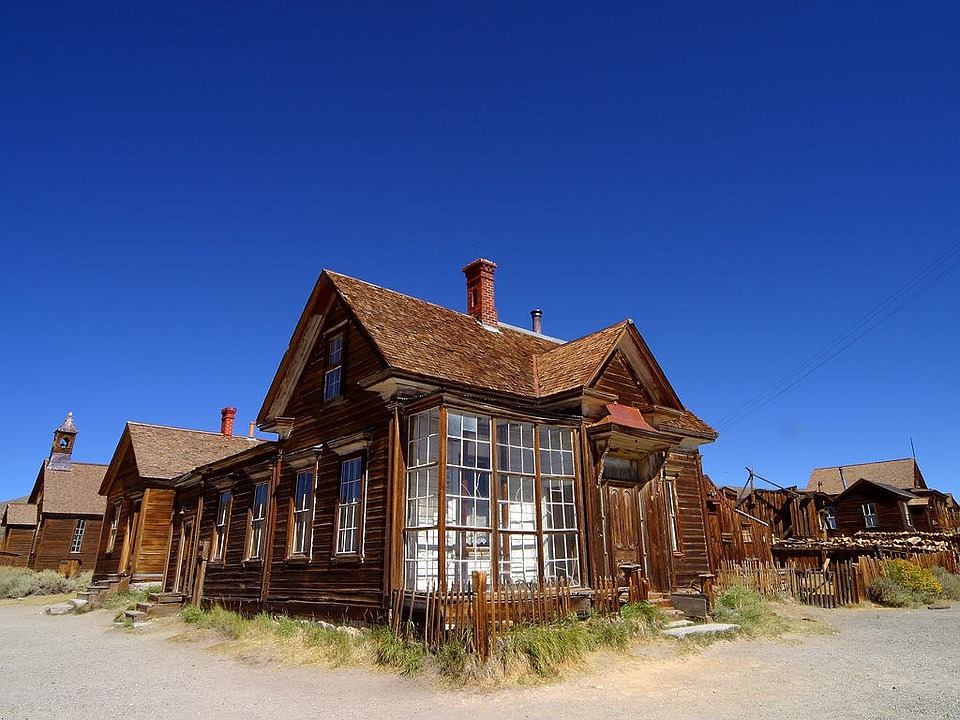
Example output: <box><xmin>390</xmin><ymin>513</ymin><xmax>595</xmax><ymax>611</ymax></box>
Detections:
<box><xmin>49</xmin><ymin>412</ymin><xmax>79</xmax><ymax>471</ymax></box>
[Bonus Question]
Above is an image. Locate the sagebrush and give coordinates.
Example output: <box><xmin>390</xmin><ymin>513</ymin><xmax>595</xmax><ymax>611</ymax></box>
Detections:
<box><xmin>0</xmin><ymin>567</ymin><xmax>91</xmax><ymax>599</ymax></box>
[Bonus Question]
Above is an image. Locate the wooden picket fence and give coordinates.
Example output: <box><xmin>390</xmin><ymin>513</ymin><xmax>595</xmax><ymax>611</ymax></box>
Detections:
<box><xmin>716</xmin><ymin>550</ymin><xmax>957</xmax><ymax>609</ymax></box>
<box><xmin>390</xmin><ymin>569</ymin><xmax>648</xmax><ymax>660</ymax></box>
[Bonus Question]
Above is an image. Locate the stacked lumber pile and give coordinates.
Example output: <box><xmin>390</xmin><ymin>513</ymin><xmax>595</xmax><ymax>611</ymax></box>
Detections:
<box><xmin>775</xmin><ymin>531</ymin><xmax>960</xmax><ymax>554</ymax></box>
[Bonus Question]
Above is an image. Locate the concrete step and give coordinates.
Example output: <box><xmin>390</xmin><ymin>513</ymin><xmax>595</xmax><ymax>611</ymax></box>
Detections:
<box><xmin>663</xmin><ymin>622</ymin><xmax>739</xmax><ymax>639</ymax></box>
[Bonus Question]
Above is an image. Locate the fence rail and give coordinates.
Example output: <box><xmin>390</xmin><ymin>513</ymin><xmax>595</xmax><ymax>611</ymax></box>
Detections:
<box><xmin>390</xmin><ymin>569</ymin><xmax>651</xmax><ymax>660</ymax></box>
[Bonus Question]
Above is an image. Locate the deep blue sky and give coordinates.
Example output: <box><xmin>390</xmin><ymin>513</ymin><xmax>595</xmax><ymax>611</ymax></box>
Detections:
<box><xmin>2</xmin><ymin>2</ymin><xmax>958</xmax><ymax>502</ymax></box>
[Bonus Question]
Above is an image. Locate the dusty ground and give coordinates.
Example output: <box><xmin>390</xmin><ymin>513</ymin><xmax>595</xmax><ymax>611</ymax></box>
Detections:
<box><xmin>0</xmin><ymin>597</ymin><xmax>957</xmax><ymax>720</ymax></box>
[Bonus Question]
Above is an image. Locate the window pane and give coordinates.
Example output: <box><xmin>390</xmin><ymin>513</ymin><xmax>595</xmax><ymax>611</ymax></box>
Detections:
<box><xmin>543</xmin><ymin>532</ymin><xmax>580</xmax><ymax>585</ymax></box>
<box><xmin>404</xmin><ymin>529</ymin><xmax>439</xmax><ymax>591</ymax></box>
<box><xmin>498</xmin><ymin>532</ymin><xmax>539</xmax><ymax>585</ymax></box>
<box><xmin>445</xmin><ymin>530</ymin><xmax>491</xmax><ymax>588</ymax></box>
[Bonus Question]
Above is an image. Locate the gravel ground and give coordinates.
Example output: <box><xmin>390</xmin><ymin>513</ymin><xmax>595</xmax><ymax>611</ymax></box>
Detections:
<box><xmin>0</xmin><ymin>599</ymin><xmax>957</xmax><ymax>720</ymax></box>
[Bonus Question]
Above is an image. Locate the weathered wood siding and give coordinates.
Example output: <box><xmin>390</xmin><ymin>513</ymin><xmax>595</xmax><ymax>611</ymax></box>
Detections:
<box><xmin>129</xmin><ymin>487</ymin><xmax>174</xmax><ymax>581</ymax></box>
<box><xmin>93</xmin><ymin>445</ymin><xmax>141</xmax><ymax>580</ymax></box>
<box><xmin>30</xmin><ymin>516</ymin><xmax>103</xmax><ymax>572</ymax></box>
<box><xmin>702</xmin><ymin>476</ymin><xmax>773</xmax><ymax>567</ymax></box>
<box><xmin>834</xmin><ymin>486</ymin><xmax>909</xmax><ymax>535</ymax></box>
<box><xmin>593</xmin><ymin>350</ymin><xmax>652</xmax><ymax>406</ymax></box>
<box><xmin>262</xmin><ymin>297</ymin><xmax>393</xmax><ymax>619</ymax></box>
<box><xmin>1</xmin><ymin>528</ymin><xmax>35</xmax><ymax>566</ymax></box>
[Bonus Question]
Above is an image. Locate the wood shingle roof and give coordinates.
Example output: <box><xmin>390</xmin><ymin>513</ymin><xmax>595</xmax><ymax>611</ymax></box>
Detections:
<box><xmin>31</xmin><ymin>461</ymin><xmax>108</xmax><ymax>516</ymax></box>
<box><xmin>2</xmin><ymin>502</ymin><xmax>37</xmax><ymax>526</ymax></box>
<box><xmin>126</xmin><ymin>423</ymin><xmax>264</xmax><ymax>480</ymax></box>
<box><xmin>807</xmin><ymin>458</ymin><xmax>923</xmax><ymax>496</ymax></box>
<box><xmin>261</xmin><ymin>269</ymin><xmax>715</xmax><ymax>440</ymax></box>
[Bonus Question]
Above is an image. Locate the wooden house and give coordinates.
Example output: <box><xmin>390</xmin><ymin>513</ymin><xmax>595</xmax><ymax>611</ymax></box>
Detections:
<box><xmin>26</xmin><ymin>414</ymin><xmax>108</xmax><ymax>572</ymax></box>
<box><xmin>93</xmin><ymin>410</ymin><xmax>261</xmax><ymax>585</ymax></box>
<box><xmin>808</xmin><ymin>458</ymin><xmax>960</xmax><ymax>533</ymax></box>
<box><xmin>0</xmin><ymin>499</ymin><xmax>37</xmax><ymax>567</ymax></box>
<box><xmin>735</xmin><ymin>487</ymin><xmax>833</xmax><ymax>541</ymax></box>
<box><xmin>167</xmin><ymin>259</ymin><xmax>735</xmax><ymax>620</ymax></box>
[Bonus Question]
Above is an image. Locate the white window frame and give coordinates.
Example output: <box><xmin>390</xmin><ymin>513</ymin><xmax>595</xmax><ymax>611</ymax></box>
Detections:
<box><xmin>213</xmin><ymin>490</ymin><xmax>231</xmax><ymax>561</ymax></box>
<box><xmin>247</xmin><ymin>482</ymin><xmax>269</xmax><ymax>560</ymax></box>
<box><xmin>665</xmin><ymin>476</ymin><xmax>681</xmax><ymax>553</ymax></box>
<box><xmin>862</xmin><ymin>502</ymin><xmax>879</xmax><ymax>528</ymax></box>
<box><xmin>105</xmin><ymin>501</ymin><xmax>121</xmax><ymax>553</ymax></box>
<box><xmin>335</xmin><ymin>456</ymin><xmax>365</xmax><ymax>555</ymax></box>
<box><xmin>69</xmin><ymin>519</ymin><xmax>86</xmax><ymax>554</ymax></box>
<box><xmin>323</xmin><ymin>332</ymin><xmax>344</xmax><ymax>401</ymax></box>
<box><xmin>291</xmin><ymin>470</ymin><xmax>314</xmax><ymax>556</ymax></box>
<box><xmin>824</xmin><ymin>506</ymin><xmax>838</xmax><ymax>530</ymax></box>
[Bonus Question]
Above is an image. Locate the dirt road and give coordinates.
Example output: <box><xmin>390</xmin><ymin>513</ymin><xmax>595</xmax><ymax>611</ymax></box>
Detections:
<box><xmin>0</xmin><ymin>600</ymin><xmax>957</xmax><ymax>720</ymax></box>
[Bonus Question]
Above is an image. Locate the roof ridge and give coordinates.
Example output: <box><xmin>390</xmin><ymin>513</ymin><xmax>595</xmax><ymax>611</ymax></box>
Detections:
<box><xmin>811</xmin><ymin>457</ymin><xmax>914</xmax><ymax>471</ymax></box>
<box><xmin>127</xmin><ymin>421</ymin><xmax>256</xmax><ymax>438</ymax></box>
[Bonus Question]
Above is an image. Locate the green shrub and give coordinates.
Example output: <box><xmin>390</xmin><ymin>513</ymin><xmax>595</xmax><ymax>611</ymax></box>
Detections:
<box><xmin>882</xmin><ymin>560</ymin><xmax>942</xmax><ymax>601</ymax></box>
<box><xmin>931</xmin><ymin>567</ymin><xmax>960</xmax><ymax>601</ymax></box>
<box><xmin>868</xmin><ymin>576</ymin><xmax>917</xmax><ymax>607</ymax></box>
<box><xmin>0</xmin><ymin>567</ymin><xmax>90</xmax><ymax>599</ymax></box>
<box><xmin>712</xmin><ymin>585</ymin><xmax>785</xmax><ymax>637</ymax></box>
<box><xmin>501</xmin><ymin>620</ymin><xmax>594</xmax><ymax>677</ymax></box>
<box><xmin>369</xmin><ymin>625</ymin><xmax>425</xmax><ymax>675</ymax></box>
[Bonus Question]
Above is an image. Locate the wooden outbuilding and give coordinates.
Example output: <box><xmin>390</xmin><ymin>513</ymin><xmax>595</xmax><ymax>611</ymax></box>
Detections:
<box><xmin>168</xmin><ymin>260</ymin><xmax>741</xmax><ymax>619</ymax></box>
<box><xmin>93</xmin><ymin>412</ymin><xmax>261</xmax><ymax>585</ymax></box>
<box><xmin>808</xmin><ymin>458</ymin><xmax>960</xmax><ymax>533</ymax></box>
<box><xmin>0</xmin><ymin>500</ymin><xmax>37</xmax><ymax>567</ymax></box>
<box><xmin>25</xmin><ymin>414</ymin><xmax>107</xmax><ymax>572</ymax></box>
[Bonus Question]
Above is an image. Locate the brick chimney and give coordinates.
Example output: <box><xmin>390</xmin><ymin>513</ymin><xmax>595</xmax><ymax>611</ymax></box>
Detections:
<box><xmin>463</xmin><ymin>258</ymin><xmax>498</xmax><ymax>326</ymax></box>
<box><xmin>220</xmin><ymin>407</ymin><xmax>237</xmax><ymax>436</ymax></box>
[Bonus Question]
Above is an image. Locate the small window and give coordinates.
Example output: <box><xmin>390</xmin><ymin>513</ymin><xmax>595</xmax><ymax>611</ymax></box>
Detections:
<box><xmin>247</xmin><ymin>482</ymin><xmax>269</xmax><ymax>559</ymax></box>
<box><xmin>291</xmin><ymin>471</ymin><xmax>314</xmax><ymax>556</ymax></box>
<box><xmin>70</xmin><ymin>519</ymin><xmax>86</xmax><ymax>554</ymax></box>
<box><xmin>900</xmin><ymin>501</ymin><xmax>912</xmax><ymax>528</ymax></box>
<box><xmin>665</xmin><ymin>478</ymin><xmax>681</xmax><ymax>552</ymax></box>
<box><xmin>323</xmin><ymin>333</ymin><xmax>344</xmax><ymax>401</ymax></box>
<box><xmin>213</xmin><ymin>490</ymin><xmax>232</xmax><ymax>560</ymax></box>
<box><xmin>335</xmin><ymin>457</ymin><xmax>364</xmax><ymax>555</ymax></box>
<box><xmin>862</xmin><ymin>502</ymin><xmax>879</xmax><ymax>528</ymax></box>
<box><xmin>105</xmin><ymin>502</ymin><xmax>121</xmax><ymax>553</ymax></box>
<box><xmin>824</xmin><ymin>506</ymin><xmax>838</xmax><ymax>530</ymax></box>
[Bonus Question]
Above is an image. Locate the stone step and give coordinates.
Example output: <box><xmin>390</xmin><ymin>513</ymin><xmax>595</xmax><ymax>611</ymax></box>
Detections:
<box><xmin>662</xmin><ymin>622</ymin><xmax>739</xmax><ymax>639</ymax></box>
<box><xmin>123</xmin><ymin>610</ymin><xmax>148</xmax><ymax>623</ymax></box>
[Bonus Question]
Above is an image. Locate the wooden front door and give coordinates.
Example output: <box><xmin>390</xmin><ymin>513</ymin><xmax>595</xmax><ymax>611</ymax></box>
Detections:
<box><xmin>173</xmin><ymin>517</ymin><xmax>196</xmax><ymax>594</ymax></box>
<box><xmin>606</xmin><ymin>483</ymin><xmax>646</xmax><ymax>574</ymax></box>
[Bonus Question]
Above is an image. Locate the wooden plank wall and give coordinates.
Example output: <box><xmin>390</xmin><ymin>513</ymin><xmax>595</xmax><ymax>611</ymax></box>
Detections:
<box><xmin>93</xmin><ymin>446</ymin><xmax>142</xmax><ymax>580</ymax></box>
<box><xmin>834</xmin><ymin>486</ymin><xmax>908</xmax><ymax>535</ymax></box>
<box><xmin>130</xmin><ymin>487</ymin><xmax>174</xmax><ymax>581</ymax></box>
<box><xmin>0</xmin><ymin>528</ymin><xmax>34</xmax><ymax>566</ymax></box>
<box><xmin>30</xmin><ymin>516</ymin><xmax>103</xmax><ymax>572</ymax></box>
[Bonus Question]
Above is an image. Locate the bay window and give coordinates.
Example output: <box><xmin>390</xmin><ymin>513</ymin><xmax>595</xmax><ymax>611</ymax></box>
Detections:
<box><xmin>404</xmin><ymin>408</ymin><xmax>580</xmax><ymax>591</ymax></box>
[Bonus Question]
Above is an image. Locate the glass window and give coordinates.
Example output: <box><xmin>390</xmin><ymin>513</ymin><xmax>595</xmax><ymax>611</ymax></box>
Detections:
<box><xmin>324</xmin><ymin>333</ymin><xmax>344</xmax><ymax>401</ymax></box>
<box><xmin>291</xmin><ymin>471</ymin><xmax>314</xmax><ymax>555</ymax></box>
<box><xmin>105</xmin><ymin>502</ymin><xmax>121</xmax><ymax>553</ymax></box>
<box><xmin>336</xmin><ymin>456</ymin><xmax>364</xmax><ymax>555</ymax></box>
<box><xmin>862</xmin><ymin>502</ymin><xmax>879</xmax><ymax>528</ymax></box>
<box><xmin>247</xmin><ymin>482</ymin><xmax>268</xmax><ymax>559</ymax></box>
<box><xmin>69</xmin><ymin>519</ymin><xmax>86</xmax><ymax>554</ymax></box>
<box><xmin>213</xmin><ymin>490</ymin><xmax>231</xmax><ymax>560</ymax></box>
<box><xmin>405</xmin><ymin>410</ymin><xmax>440</xmax><ymax>590</ymax></box>
<box><xmin>665</xmin><ymin>478</ymin><xmax>680</xmax><ymax>552</ymax></box>
<box><xmin>540</xmin><ymin>425</ymin><xmax>580</xmax><ymax>584</ymax></box>
<box><xmin>402</xmin><ymin>410</ymin><xmax>580</xmax><ymax>590</ymax></box>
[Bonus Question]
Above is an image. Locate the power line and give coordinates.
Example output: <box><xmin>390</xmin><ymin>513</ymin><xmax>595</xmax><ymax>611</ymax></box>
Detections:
<box><xmin>715</xmin><ymin>240</ymin><xmax>960</xmax><ymax>433</ymax></box>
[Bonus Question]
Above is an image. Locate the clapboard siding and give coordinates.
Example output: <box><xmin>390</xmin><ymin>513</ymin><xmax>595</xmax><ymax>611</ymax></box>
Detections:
<box><xmin>31</xmin><ymin>515</ymin><xmax>102</xmax><ymax>571</ymax></box>
<box><xmin>1</xmin><ymin>527</ymin><xmax>35</xmax><ymax>565</ymax></box>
